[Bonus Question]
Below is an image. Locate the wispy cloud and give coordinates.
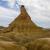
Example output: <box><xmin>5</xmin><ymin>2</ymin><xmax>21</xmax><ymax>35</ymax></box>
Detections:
<box><xmin>0</xmin><ymin>6</ymin><xmax>20</xmax><ymax>27</ymax></box>
<box><xmin>8</xmin><ymin>0</ymin><xmax>16</xmax><ymax>8</ymax></box>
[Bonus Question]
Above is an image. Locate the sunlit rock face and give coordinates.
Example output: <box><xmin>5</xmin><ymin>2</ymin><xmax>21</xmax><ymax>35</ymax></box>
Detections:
<box><xmin>7</xmin><ymin>5</ymin><xmax>40</xmax><ymax>33</ymax></box>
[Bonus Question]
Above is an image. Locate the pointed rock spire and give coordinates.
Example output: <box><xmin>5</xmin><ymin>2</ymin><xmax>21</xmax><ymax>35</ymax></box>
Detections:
<box><xmin>3</xmin><ymin>5</ymin><xmax>42</xmax><ymax>33</ymax></box>
<box><xmin>17</xmin><ymin>5</ymin><xmax>31</xmax><ymax>20</ymax></box>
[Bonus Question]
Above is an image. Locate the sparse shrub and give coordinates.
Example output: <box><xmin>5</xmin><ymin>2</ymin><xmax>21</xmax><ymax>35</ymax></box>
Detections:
<box><xmin>25</xmin><ymin>38</ymin><xmax>50</xmax><ymax>50</ymax></box>
<box><xmin>0</xmin><ymin>40</ymin><xmax>27</xmax><ymax>50</ymax></box>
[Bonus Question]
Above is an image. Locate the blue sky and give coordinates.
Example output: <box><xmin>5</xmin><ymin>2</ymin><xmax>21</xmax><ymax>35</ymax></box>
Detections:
<box><xmin>0</xmin><ymin>0</ymin><xmax>50</xmax><ymax>29</ymax></box>
<box><xmin>0</xmin><ymin>0</ymin><xmax>20</xmax><ymax>27</ymax></box>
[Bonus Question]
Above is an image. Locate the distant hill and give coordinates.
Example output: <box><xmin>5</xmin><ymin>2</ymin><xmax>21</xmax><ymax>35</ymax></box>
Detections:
<box><xmin>0</xmin><ymin>26</ymin><xmax>5</xmax><ymax>29</ymax></box>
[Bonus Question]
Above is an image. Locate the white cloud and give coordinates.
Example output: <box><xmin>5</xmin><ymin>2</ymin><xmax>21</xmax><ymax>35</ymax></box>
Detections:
<box><xmin>7</xmin><ymin>0</ymin><xmax>16</xmax><ymax>8</ymax></box>
<box><xmin>0</xmin><ymin>6</ymin><xmax>20</xmax><ymax>27</ymax></box>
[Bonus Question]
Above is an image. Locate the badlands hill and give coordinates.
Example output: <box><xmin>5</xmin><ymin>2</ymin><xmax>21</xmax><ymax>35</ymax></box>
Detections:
<box><xmin>1</xmin><ymin>5</ymin><xmax>50</xmax><ymax>37</ymax></box>
<box><xmin>0</xmin><ymin>5</ymin><xmax>50</xmax><ymax>50</ymax></box>
<box><xmin>0</xmin><ymin>5</ymin><xmax>50</xmax><ymax>41</ymax></box>
<box><xmin>0</xmin><ymin>6</ymin><xmax>46</xmax><ymax>31</ymax></box>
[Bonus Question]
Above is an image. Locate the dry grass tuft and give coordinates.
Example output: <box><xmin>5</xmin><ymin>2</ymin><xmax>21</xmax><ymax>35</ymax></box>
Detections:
<box><xmin>25</xmin><ymin>38</ymin><xmax>50</xmax><ymax>50</ymax></box>
<box><xmin>0</xmin><ymin>41</ymin><xmax>27</xmax><ymax>50</ymax></box>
